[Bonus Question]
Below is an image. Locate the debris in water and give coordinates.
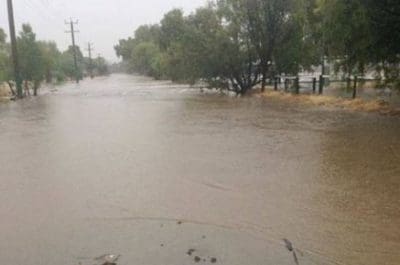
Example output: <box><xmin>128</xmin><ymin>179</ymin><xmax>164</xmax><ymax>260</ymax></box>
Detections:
<box><xmin>187</xmin><ymin>249</ymin><xmax>196</xmax><ymax>256</ymax></box>
<box><xmin>292</xmin><ymin>251</ymin><xmax>299</xmax><ymax>265</ymax></box>
<box><xmin>177</xmin><ymin>220</ymin><xmax>183</xmax><ymax>225</ymax></box>
<box><xmin>210</xmin><ymin>257</ymin><xmax>217</xmax><ymax>263</ymax></box>
<box><xmin>94</xmin><ymin>254</ymin><xmax>121</xmax><ymax>265</ymax></box>
<box><xmin>283</xmin><ymin>238</ymin><xmax>294</xmax><ymax>252</ymax></box>
<box><xmin>282</xmin><ymin>239</ymin><xmax>299</xmax><ymax>265</ymax></box>
<box><xmin>194</xmin><ymin>256</ymin><xmax>201</xmax><ymax>263</ymax></box>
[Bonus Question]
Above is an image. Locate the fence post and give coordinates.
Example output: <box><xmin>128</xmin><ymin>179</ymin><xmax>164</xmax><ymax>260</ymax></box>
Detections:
<box><xmin>347</xmin><ymin>77</ymin><xmax>351</xmax><ymax>90</ymax></box>
<box><xmin>284</xmin><ymin>78</ymin><xmax>288</xmax><ymax>92</ymax></box>
<box><xmin>312</xmin><ymin>77</ymin><xmax>316</xmax><ymax>94</ymax></box>
<box><xmin>318</xmin><ymin>75</ymin><xmax>324</xmax><ymax>95</ymax></box>
<box><xmin>352</xmin><ymin>76</ymin><xmax>358</xmax><ymax>99</ymax></box>
<box><xmin>274</xmin><ymin>77</ymin><xmax>278</xmax><ymax>91</ymax></box>
<box><xmin>294</xmin><ymin>77</ymin><xmax>299</xmax><ymax>94</ymax></box>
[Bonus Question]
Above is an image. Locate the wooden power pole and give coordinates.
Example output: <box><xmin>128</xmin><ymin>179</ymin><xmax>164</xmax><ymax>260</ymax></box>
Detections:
<box><xmin>65</xmin><ymin>19</ymin><xmax>80</xmax><ymax>83</ymax></box>
<box><xmin>86</xmin><ymin>42</ymin><xmax>94</xmax><ymax>78</ymax></box>
<box><xmin>7</xmin><ymin>0</ymin><xmax>23</xmax><ymax>98</ymax></box>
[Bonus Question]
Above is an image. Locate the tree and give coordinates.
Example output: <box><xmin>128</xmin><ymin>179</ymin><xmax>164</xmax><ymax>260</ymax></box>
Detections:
<box><xmin>366</xmin><ymin>0</ymin><xmax>400</xmax><ymax>86</ymax></box>
<box><xmin>215</xmin><ymin>0</ymin><xmax>262</xmax><ymax>93</ymax></box>
<box><xmin>131</xmin><ymin>42</ymin><xmax>161</xmax><ymax>77</ymax></box>
<box><xmin>115</xmin><ymin>0</ymin><xmax>399</xmax><ymax>93</ymax></box>
<box><xmin>17</xmin><ymin>24</ymin><xmax>45</xmax><ymax>96</ymax></box>
<box><xmin>273</xmin><ymin>17</ymin><xmax>304</xmax><ymax>76</ymax></box>
<box><xmin>115</xmin><ymin>24</ymin><xmax>162</xmax><ymax>75</ymax></box>
<box><xmin>135</xmin><ymin>24</ymin><xmax>161</xmax><ymax>44</ymax></box>
<box><xmin>0</xmin><ymin>28</ymin><xmax>11</xmax><ymax>83</ymax></box>
<box><xmin>366</xmin><ymin>0</ymin><xmax>400</xmax><ymax>61</ymax></box>
<box><xmin>115</xmin><ymin>25</ymin><xmax>163</xmax><ymax>78</ymax></box>
<box><xmin>160</xmin><ymin>9</ymin><xmax>186</xmax><ymax>50</ymax></box>
<box><xmin>115</xmin><ymin>3</ymin><xmax>262</xmax><ymax>93</ymax></box>
<box><xmin>38</xmin><ymin>41</ymin><xmax>61</xmax><ymax>83</ymax></box>
<box><xmin>241</xmin><ymin>0</ymin><xmax>295</xmax><ymax>90</ymax></box>
<box><xmin>60</xmin><ymin>45</ymin><xmax>84</xmax><ymax>80</ymax></box>
<box><xmin>92</xmin><ymin>55</ymin><xmax>109</xmax><ymax>76</ymax></box>
<box><xmin>0</xmin><ymin>28</ymin><xmax>5</xmax><ymax>46</ymax></box>
<box><xmin>182</xmin><ymin>6</ymin><xmax>230</xmax><ymax>84</ymax></box>
<box><xmin>317</xmin><ymin>0</ymin><xmax>370</xmax><ymax>81</ymax></box>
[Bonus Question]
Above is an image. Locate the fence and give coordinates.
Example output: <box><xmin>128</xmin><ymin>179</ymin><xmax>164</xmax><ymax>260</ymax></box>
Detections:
<box><xmin>273</xmin><ymin>75</ymin><xmax>381</xmax><ymax>99</ymax></box>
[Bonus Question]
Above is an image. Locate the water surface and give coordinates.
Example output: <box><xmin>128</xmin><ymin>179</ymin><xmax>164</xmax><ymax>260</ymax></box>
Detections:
<box><xmin>0</xmin><ymin>74</ymin><xmax>399</xmax><ymax>265</ymax></box>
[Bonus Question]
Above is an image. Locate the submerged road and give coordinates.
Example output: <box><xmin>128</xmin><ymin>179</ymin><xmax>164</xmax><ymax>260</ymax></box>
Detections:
<box><xmin>0</xmin><ymin>74</ymin><xmax>399</xmax><ymax>265</ymax></box>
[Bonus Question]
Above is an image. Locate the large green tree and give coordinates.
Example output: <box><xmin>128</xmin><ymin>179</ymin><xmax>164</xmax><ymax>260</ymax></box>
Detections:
<box><xmin>38</xmin><ymin>41</ymin><xmax>62</xmax><ymax>83</ymax></box>
<box><xmin>60</xmin><ymin>45</ymin><xmax>84</xmax><ymax>81</ymax></box>
<box><xmin>115</xmin><ymin>0</ymin><xmax>400</xmax><ymax>93</ymax></box>
<box><xmin>366</xmin><ymin>0</ymin><xmax>400</xmax><ymax>61</ymax></box>
<box><xmin>0</xmin><ymin>28</ymin><xmax>11</xmax><ymax>83</ymax></box>
<box><xmin>318</xmin><ymin>0</ymin><xmax>370</xmax><ymax>79</ymax></box>
<box><xmin>17</xmin><ymin>24</ymin><xmax>45</xmax><ymax>96</ymax></box>
<box><xmin>366</xmin><ymin>0</ymin><xmax>400</xmax><ymax>86</ymax></box>
<box><xmin>115</xmin><ymin>25</ymin><xmax>164</xmax><ymax>78</ymax></box>
<box><xmin>92</xmin><ymin>56</ymin><xmax>109</xmax><ymax>76</ymax></box>
<box><xmin>239</xmin><ymin>0</ymin><xmax>292</xmax><ymax>90</ymax></box>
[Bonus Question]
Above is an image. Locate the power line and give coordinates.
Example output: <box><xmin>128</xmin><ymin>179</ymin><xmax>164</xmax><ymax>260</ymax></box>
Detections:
<box><xmin>65</xmin><ymin>18</ymin><xmax>80</xmax><ymax>83</ymax></box>
<box><xmin>6</xmin><ymin>0</ymin><xmax>23</xmax><ymax>98</ymax></box>
<box><xmin>85</xmin><ymin>42</ymin><xmax>94</xmax><ymax>78</ymax></box>
<box><xmin>23</xmin><ymin>0</ymin><xmax>73</xmax><ymax>51</ymax></box>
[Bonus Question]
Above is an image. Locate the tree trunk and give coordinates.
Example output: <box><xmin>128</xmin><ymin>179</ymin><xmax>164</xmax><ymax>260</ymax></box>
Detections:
<box><xmin>46</xmin><ymin>69</ymin><xmax>52</xmax><ymax>83</ymax></box>
<box><xmin>261</xmin><ymin>74</ymin><xmax>266</xmax><ymax>92</ymax></box>
<box><xmin>33</xmin><ymin>81</ymin><xmax>39</xmax><ymax>96</ymax></box>
<box><xmin>24</xmin><ymin>80</ymin><xmax>30</xmax><ymax>96</ymax></box>
<box><xmin>7</xmin><ymin>81</ymin><xmax>16</xmax><ymax>96</ymax></box>
<box><xmin>346</xmin><ymin>76</ymin><xmax>351</xmax><ymax>91</ymax></box>
<box><xmin>352</xmin><ymin>76</ymin><xmax>358</xmax><ymax>99</ymax></box>
<box><xmin>261</xmin><ymin>65</ymin><xmax>267</xmax><ymax>92</ymax></box>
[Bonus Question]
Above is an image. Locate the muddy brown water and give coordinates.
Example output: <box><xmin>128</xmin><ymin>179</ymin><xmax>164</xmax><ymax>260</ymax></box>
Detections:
<box><xmin>0</xmin><ymin>74</ymin><xmax>399</xmax><ymax>265</ymax></box>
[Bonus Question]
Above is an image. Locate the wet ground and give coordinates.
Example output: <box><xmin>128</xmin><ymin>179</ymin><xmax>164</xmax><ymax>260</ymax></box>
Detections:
<box><xmin>0</xmin><ymin>74</ymin><xmax>399</xmax><ymax>265</ymax></box>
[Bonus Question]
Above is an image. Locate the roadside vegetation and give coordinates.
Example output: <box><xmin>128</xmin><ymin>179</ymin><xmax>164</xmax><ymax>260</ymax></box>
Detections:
<box><xmin>115</xmin><ymin>0</ymin><xmax>400</xmax><ymax>95</ymax></box>
<box><xmin>0</xmin><ymin>24</ymin><xmax>109</xmax><ymax>97</ymax></box>
<box><xmin>258</xmin><ymin>90</ymin><xmax>400</xmax><ymax>116</ymax></box>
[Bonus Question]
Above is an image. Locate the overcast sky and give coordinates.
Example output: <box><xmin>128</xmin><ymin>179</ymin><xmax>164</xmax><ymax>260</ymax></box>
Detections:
<box><xmin>0</xmin><ymin>0</ymin><xmax>206</xmax><ymax>62</ymax></box>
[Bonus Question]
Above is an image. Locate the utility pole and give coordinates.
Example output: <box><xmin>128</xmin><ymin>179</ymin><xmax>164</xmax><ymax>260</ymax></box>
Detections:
<box><xmin>7</xmin><ymin>0</ymin><xmax>23</xmax><ymax>98</ymax></box>
<box><xmin>65</xmin><ymin>19</ymin><xmax>80</xmax><ymax>83</ymax></box>
<box><xmin>86</xmin><ymin>42</ymin><xmax>94</xmax><ymax>78</ymax></box>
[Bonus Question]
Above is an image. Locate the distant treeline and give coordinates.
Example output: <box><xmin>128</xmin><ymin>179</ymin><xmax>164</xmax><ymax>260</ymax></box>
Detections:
<box><xmin>115</xmin><ymin>0</ymin><xmax>400</xmax><ymax>94</ymax></box>
<box><xmin>0</xmin><ymin>24</ymin><xmax>109</xmax><ymax>95</ymax></box>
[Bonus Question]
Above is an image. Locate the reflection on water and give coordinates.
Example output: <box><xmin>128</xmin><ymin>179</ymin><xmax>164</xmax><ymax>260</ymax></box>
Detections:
<box><xmin>0</xmin><ymin>74</ymin><xmax>399</xmax><ymax>265</ymax></box>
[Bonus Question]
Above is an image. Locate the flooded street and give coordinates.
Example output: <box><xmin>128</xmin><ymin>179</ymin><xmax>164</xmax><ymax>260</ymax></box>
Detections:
<box><xmin>0</xmin><ymin>74</ymin><xmax>399</xmax><ymax>265</ymax></box>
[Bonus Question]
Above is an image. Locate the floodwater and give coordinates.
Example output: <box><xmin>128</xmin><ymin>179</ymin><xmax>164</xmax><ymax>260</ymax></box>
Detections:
<box><xmin>0</xmin><ymin>74</ymin><xmax>399</xmax><ymax>265</ymax></box>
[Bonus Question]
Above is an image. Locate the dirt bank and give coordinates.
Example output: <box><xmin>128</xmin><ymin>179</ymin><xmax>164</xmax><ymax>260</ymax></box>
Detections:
<box><xmin>258</xmin><ymin>90</ymin><xmax>400</xmax><ymax>116</ymax></box>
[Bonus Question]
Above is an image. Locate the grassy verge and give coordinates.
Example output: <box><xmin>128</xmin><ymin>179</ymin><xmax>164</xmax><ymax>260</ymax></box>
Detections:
<box><xmin>258</xmin><ymin>90</ymin><xmax>400</xmax><ymax>116</ymax></box>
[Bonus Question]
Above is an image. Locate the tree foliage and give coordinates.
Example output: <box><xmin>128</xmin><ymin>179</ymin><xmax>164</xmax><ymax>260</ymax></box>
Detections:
<box><xmin>0</xmin><ymin>28</ymin><xmax>11</xmax><ymax>83</ymax></box>
<box><xmin>17</xmin><ymin>24</ymin><xmax>45</xmax><ymax>94</ymax></box>
<box><xmin>114</xmin><ymin>0</ymin><xmax>400</xmax><ymax>93</ymax></box>
<box><xmin>0</xmin><ymin>24</ymin><xmax>110</xmax><ymax>96</ymax></box>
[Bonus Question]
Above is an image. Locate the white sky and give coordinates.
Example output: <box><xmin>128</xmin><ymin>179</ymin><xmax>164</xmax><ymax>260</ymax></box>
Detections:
<box><xmin>0</xmin><ymin>0</ymin><xmax>206</xmax><ymax>62</ymax></box>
